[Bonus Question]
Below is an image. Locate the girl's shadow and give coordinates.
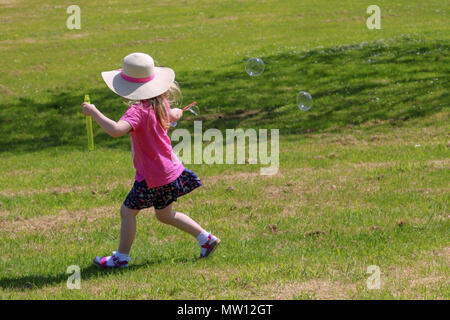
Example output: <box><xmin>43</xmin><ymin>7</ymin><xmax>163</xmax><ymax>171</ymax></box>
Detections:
<box><xmin>0</xmin><ymin>256</ymin><xmax>194</xmax><ymax>291</ymax></box>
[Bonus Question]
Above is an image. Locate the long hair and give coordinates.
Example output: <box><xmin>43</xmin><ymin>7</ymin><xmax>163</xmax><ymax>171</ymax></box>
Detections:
<box><xmin>123</xmin><ymin>81</ymin><xmax>181</xmax><ymax>131</ymax></box>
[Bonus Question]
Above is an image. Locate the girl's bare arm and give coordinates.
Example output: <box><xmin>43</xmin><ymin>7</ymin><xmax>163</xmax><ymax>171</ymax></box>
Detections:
<box><xmin>82</xmin><ymin>103</ymin><xmax>131</xmax><ymax>138</ymax></box>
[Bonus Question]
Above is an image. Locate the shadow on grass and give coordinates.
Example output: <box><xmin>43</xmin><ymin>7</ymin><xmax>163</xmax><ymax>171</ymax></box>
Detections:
<box><xmin>186</xmin><ymin>39</ymin><xmax>448</xmax><ymax>133</ymax></box>
<box><xmin>0</xmin><ymin>256</ymin><xmax>195</xmax><ymax>291</ymax></box>
<box><xmin>0</xmin><ymin>37</ymin><xmax>448</xmax><ymax>154</ymax></box>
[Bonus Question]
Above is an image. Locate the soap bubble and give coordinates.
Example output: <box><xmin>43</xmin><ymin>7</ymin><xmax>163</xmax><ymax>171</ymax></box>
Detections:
<box><xmin>170</xmin><ymin>122</ymin><xmax>177</xmax><ymax>127</ymax></box>
<box><xmin>245</xmin><ymin>58</ymin><xmax>265</xmax><ymax>77</ymax></box>
<box><xmin>297</xmin><ymin>91</ymin><xmax>312</xmax><ymax>111</ymax></box>
<box><xmin>188</xmin><ymin>105</ymin><xmax>200</xmax><ymax>116</ymax></box>
<box><xmin>172</xmin><ymin>81</ymin><xmax>183</xmax><ymax>107</ymax></box>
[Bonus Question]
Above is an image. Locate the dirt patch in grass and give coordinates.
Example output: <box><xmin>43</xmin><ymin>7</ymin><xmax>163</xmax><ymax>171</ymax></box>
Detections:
<box><xmin>432</xmin><ymin>246</ymin><xmax>450</xmax><ymax>261</ymax></box>
<box><xmin>0</xmin><ymin>0</ymin><xmax>17</xmax><ymax>7</ymax></box>
<box><xmin>0</xmin><ymin>185</ymin><xmax>88</xmax><ymax>197</ymax></box>
<box><xmin>0</xmin><ymin>83</ymin><xmax>13</xmax><ymax>94</ymax></box>
<box><xmin>401</xmin><ymin>187</ymin><xmax>450</xmax><ymax>195</ymax></box>
<box><xmin>0</xmin><ymin>205</ymin><xmax>117</xmax><ymax>236</ymax></box>
<box><xmin>409</xmin><ymin>274</ymin><xmax>449</xmax><ymax>292</ymax></box>
<box><xmin>202</xmin><ymin>171</ymin><xmax>262</xmax><ymax>184</ymax></box>
<box><xmin>0</xmin><ymin>180</ymin><xmax>131</xmax><ymax>197</ymax></box>
<box><xmin>303</xmin><ymin>127</ymin><xmax>447</xmax><ymax>148</ymax></box>
<box><xmin>202</xmin><ymin>158</ymin><xmax>434</xmax><ymax>188</ymax></box>
<box><xmin>265</xmin><ymin>185</ymin><xmax>292</xmax><ymax>200</ymax></box>
<box><xmin>204</xmin><ymin>166</ymin><xmax>327</xmax><ymax>185</ymax></box>
<box><xmin>428</xmin><ymin>159</ymin><xmax>450</xmax><ymax>169</ymax></box>
<box><xmin>332</xmin><ymin>134</ymin><xmax>360</xmax><ymax>146</ymax></box>
<box><xmin>382</xmin><ymin>247</ymin><xmax>450</xmax><ymax>299</ymax></box>
<box><xmin>0</xmin><ymin>37</ymin><xmax>40</xmax><ymax>44</ymax></box>
<box><xmin>63</xmin><ymin>32</ymin><xmax>90</xmax><ymax>40</ymax></box>
<box><xmin>0</xmin><ymin>210</ymin><xmax>8</xmax><ymax>219</ymax></box>
<box><xmin>253</xmin><ymin>279</ymin><xmax>356</xmax><ymax>299</ymax></box>
<box><xmin>350</xmin><ymin>159</ymin><xmax>449</xmax><ymax>170</ymax></box>
<box><xmin>351</xmin><ymin>161</ymin><xmax>398</xmax><ymax>169</ymax></box>
<box><xmin>112</xmin><ymin>36</ymin><xmax>184</xmax><ymax>47</ymax></box>
<box><xmin>0</xmin><ymin>33</ymin><xmax>91</xmax><ymax>45</ymax></box>
<box><xmin>1</xmin><ymin>168</ymin><xmax>50</xmax><ymax>177</ymax></box>
<box><xmin>207</xmin><ymin>15</ymin><xmax>239</xmax><ymax>23</ymax></box>
<box><xmin>196</xmin><ymin>112</ymin><xmax>225</xmax><ymax>121</ymax></box>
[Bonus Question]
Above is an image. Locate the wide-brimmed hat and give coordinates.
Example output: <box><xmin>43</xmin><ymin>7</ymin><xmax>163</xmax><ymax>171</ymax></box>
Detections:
<box><xmin>101</xmin><ymin>52</ymin><xmax>175</xmax><ymax>100</ymax></box>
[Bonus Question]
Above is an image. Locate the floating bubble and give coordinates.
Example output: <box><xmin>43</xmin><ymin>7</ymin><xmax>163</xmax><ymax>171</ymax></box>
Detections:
<box><xmin>172</xmin><ymin>81</ymin><xmax>183</xmax><ymax>107</ymax></box>
<box><xmin>297</xmin><ymin>91</ymin><xmax>312</xmax><ymax>111</ymax></box>
<box><xmin>170</xmin><ymin>122</ymin><xmax>177</xmax><ymax>127</ymax></box>
<box><xmin>188</xmin><ymin>105</ymin><xmax>200</xmax><ymax>116</ymax></box>
<box><xmin>245</xmin><ymin>58</ymin><xmax>265</xmax><ymax>77</ymax></box>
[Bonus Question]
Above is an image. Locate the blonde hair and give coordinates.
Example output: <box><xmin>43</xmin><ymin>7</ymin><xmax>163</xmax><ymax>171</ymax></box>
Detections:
<box><xmin>123</xmin><ymin>81</ymin><xmax>181</xmax><ymax>131</ymax></box>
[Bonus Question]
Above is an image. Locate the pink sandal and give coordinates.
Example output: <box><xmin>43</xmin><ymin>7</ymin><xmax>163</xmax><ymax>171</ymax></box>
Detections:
<box><xmin>200</xmin><ymin>234</ymin><xmax>221</xmax><ymax>258</ymax></box>
<box><xmin>93</xmin><ymin>252</ymin><xmax>129</xmax><ymax>269</ymax></box>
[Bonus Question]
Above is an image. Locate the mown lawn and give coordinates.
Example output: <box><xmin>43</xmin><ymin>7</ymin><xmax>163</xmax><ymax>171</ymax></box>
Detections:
<box><xmin>0</xmin><ymin>0</ymin><xmax>449</xmax><ymax>299</ymax></box>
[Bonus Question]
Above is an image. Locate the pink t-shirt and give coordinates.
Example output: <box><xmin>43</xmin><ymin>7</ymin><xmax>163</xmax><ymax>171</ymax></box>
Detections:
<box><xmin>120</xmin><ymin>100</ymin><xmax>184</xmax><ymax>188</ymax></box>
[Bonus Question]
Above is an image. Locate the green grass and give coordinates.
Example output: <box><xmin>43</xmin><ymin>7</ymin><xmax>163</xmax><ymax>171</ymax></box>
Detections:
<box><xmin>0</xmin><ymin>0</ymin><xmax>449</xmax><ymax>299</ymax></box>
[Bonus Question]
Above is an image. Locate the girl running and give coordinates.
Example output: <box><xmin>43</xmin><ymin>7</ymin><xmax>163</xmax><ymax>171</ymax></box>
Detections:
<box><xmin>81</xmin><ymin>52</ymin><xmax>220</xmax><ymax>268</ymax></box>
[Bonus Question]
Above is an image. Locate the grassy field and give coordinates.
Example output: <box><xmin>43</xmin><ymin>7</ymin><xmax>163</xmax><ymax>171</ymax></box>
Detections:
<box><xmin>0</xmin><ymin>0</ymin><xmax>449</xmax><ymax>299</ymax></box>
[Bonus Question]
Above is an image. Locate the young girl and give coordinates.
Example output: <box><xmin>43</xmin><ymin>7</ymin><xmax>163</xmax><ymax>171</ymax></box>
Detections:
<box><xmin>81</xmin><ymin>52</ymin><xmax>220</xmax><ymax>268</ymax></box>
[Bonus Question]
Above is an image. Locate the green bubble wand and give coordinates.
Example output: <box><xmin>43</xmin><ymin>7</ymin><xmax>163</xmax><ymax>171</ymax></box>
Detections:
<box><xmin>84</xmin><ymin>94</ymin><xmax>95</xmax><ymax>151</ymax></box>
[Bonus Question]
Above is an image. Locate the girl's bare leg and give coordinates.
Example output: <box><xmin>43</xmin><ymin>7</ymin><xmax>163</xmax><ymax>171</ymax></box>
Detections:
<box><xmin>118</xmin><ymin>203</ymin><xmax>140</xmax><ymax>254</ymax></box>
<box><xmin>155</xmin><ymin>203</ymin><xmax>203</xmax><ymax>237</ymax></box>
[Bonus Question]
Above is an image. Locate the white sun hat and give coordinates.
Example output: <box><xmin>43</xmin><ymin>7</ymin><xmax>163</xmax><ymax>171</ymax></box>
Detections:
<box><xmin>101</xmin><ymin>52</ymin><xmax>175</xmax><ymax>100</ymax></box>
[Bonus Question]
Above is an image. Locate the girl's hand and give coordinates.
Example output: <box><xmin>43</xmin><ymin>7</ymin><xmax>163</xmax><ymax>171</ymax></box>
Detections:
<box><xmin>169</xmin><ymin>108</ymin><xmax>183</xmax><ymax>122</ymax></box>
<box><xmin>82</xmin><ymin>102</ymin><xmax>96</xmax><ymax>116</ymax></box>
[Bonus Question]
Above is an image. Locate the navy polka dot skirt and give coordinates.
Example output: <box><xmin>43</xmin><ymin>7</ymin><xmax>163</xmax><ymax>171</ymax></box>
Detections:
<box><xmin>123</xmin><ymin>168</ymin><xmax>202</xmax><ymax>210</ymax></box>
